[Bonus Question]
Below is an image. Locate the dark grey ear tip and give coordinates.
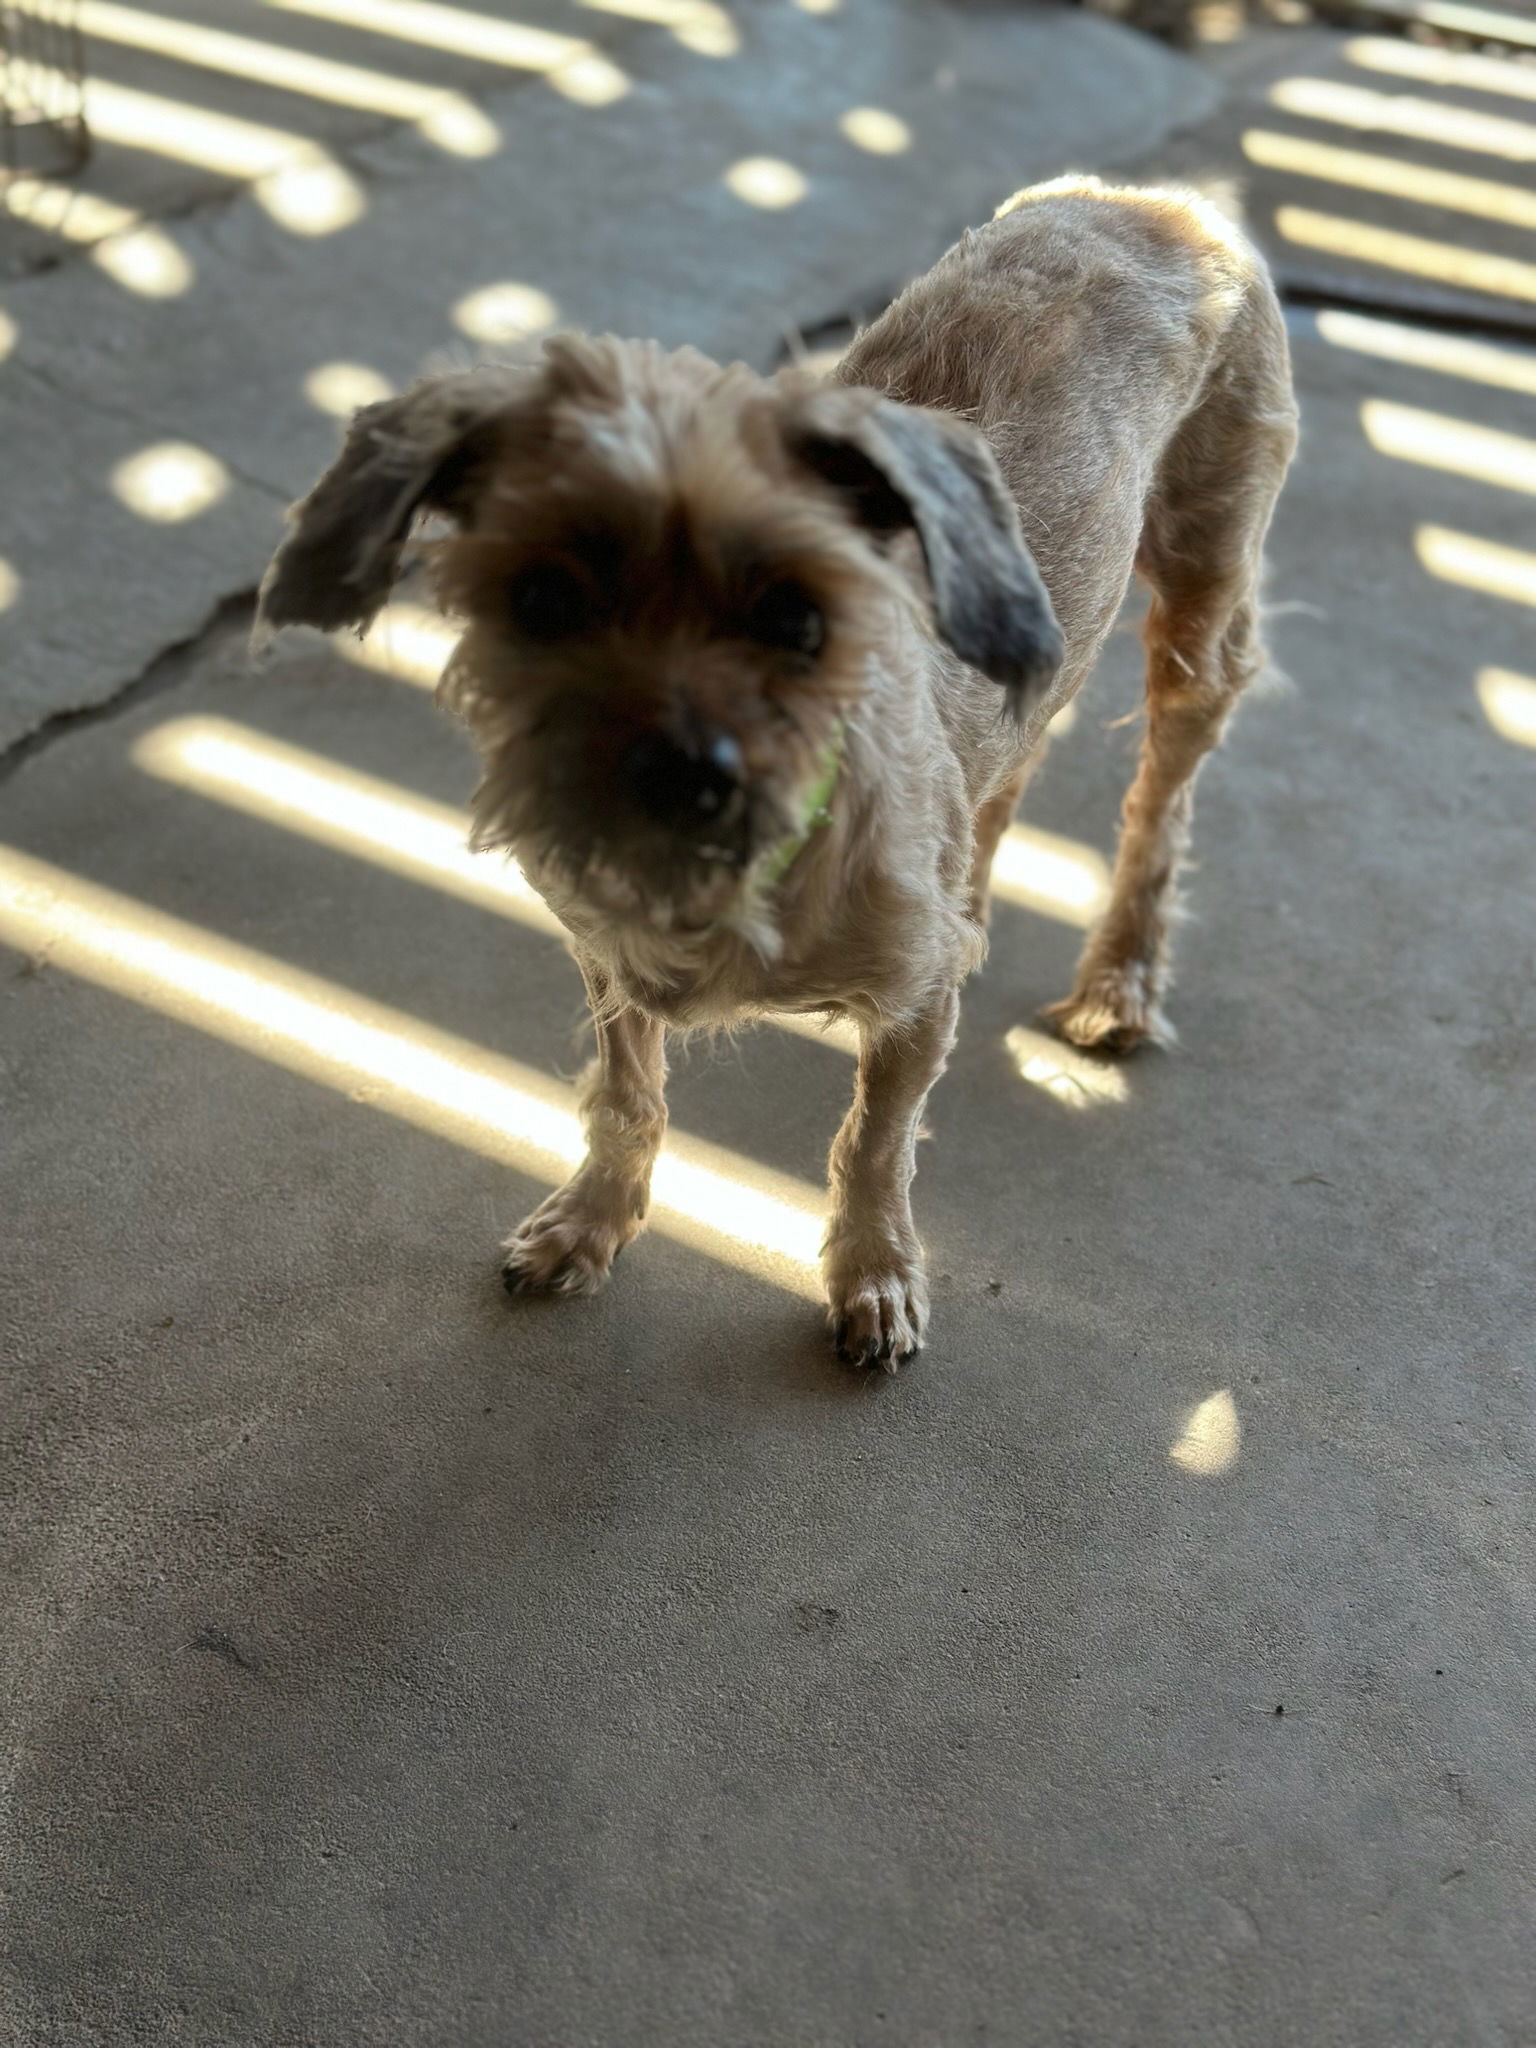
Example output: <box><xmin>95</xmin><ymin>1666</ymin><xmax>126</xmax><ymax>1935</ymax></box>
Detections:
<box><xmin>951</xmin><ymin>587</ymin><xmax>1063</xmax><ymax>705</ymax></box>
<box><xmin>1001</xmin><ymin>650</ymin><xmax>1064</xmax><ymax>721</ymax></box>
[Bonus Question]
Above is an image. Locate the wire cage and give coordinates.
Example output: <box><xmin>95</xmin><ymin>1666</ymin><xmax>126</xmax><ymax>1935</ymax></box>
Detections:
<box><xmin>1</xmin><ymin>0</ymin><xmax>89</xmax><ymax>187</ymax></box>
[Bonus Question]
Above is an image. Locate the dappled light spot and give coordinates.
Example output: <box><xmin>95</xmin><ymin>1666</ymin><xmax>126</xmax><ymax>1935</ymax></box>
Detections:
<box><xmin>133</xmin><ymin>717</ymin><xmax>562</xmax><ymax>933</ymax></box>
<box><xmin>453</xmin><ymin>280</ymin><xmax>558</xmax><ymax>343</ymax></box>
<box><xmin>793</xmin><ymin>0</ymin><xmax>841</xmax><ymax>13</ymax></box>
<box><xmin>339</xmin><ymin>601</ymin><xmax>459</xmax><ymax>687</ymax></box>
<box><xmin>1269</xmin><ymin>75</ymin><xmax>1536</xmax><ymax>162</ymax></box>
<box><xmin>1346</xmin><ymin>33</ymin><xmax>1536</xmax><ymax>106</ymax></box>
<box><xmin>266</xmin><ymin>0</ymin><xmax>630</xmax><ymax>103</ymax></box>
<box><xmin>1415</xmin><ymin>525</ymin><xmax>1536</xmax><ymax>607</ymax></box>
<box><xmin>1316</xmin><ymin>309</ymin><xmax>1536</xmax><ymax>398</ymax></box>
<box><xmin>989</xmin><ymin>824</ymin><xmax>1110</xmax><ymax>929</ymax></box>
<box><xmin>257</xmin><ymin>159</ymin><xmax>366</xmax><ymax>236</ymax></box>
<box><xmin>0</xmin><ymin>848</ymin><xmax>825</xmax><ymax>1296</ymax></box>
<box><xmin>93</xmin><ymin>225</ymin><xmax>195</xmax><ymax>297</ymax></box>
<box><xmin>1361</xmin><ymin>400</ymin><xmax>1536</xmax><ymax>494</ymax></box>
<box><xmin>1049</xmin><ymin>698</ymin><xmax>1078</xmax><ymax>737</ymax></box>
<box><xmin>1476</xmin><ymin>667</ymin><xmax>1536</xmax><ymax>747</ymax></box>
<box><xmin>0</xmin><ymin>559</ymin><xmax>19</xmax><ymax>613</ymax></box>
<box><xmin>1005</xmin><ymin>1025</ymin><xmax>1126</xmax><ymax>1109</ymax></box>
<box><xmin>0</xmin><ymin>308</ymin><xmax>13</xmax><ymax>361</ymax></box>
<box><xmin>839</xmin><ymin>107</ymin><xmax>912</xmax><ymax>155</ymax></box>
<box><xmin>79</xmin><ymin>1</ymin><xmax>500</xmax><ymax>159</ymax></box>
<box><xmin>111</xmin><ymin>442</ymin><xmax>229</xmax><ymax>523</ymax></box>
<box><xmin>1169</xmin><ymin>1390</ymin><xmax>1240</xmax><ymax>1475</ymax></box>
<box><xmin>726</xmin><ymin>157</ymin><xmax>808</xmax><ymax>210</ymax></box>
<box><xmin>1192</xmin><ymin>0</ymin><xmax>1245</xmax><ymax>41</ymax></box>
<box><xmin>304</xmin><ymin>361</ymin><xmax>395</xmax><ymax>415</ymax></box>
<box><xmin>1243</xmin><ymin>129</ymin><xmax>1536</xmax><ymax>231</ymax></box>
<box><xmin>547</xmin><ymin>51</ymin><xmax>630</xmax><ymax>105</ymax></box>
<box><xmin>417</xmin><ymin>99</ymin><xmax>499</xmax><ymax>156</ymax></box>
<box><xmin>1275</xmin><ymin>207</ymin><xmax>1536</xmax><ymax>305</ymax></box>
<box><xmin>578</xmin><ymin>0</ymin><xmax>739</xmax><ymax>57</ymax></box>
<box><xmin>2</xmin><ymin>176</ymin><xmax>195</xmax><ymax>296</ymax></box>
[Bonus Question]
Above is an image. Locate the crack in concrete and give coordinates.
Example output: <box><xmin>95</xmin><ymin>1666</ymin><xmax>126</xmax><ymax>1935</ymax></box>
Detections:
<box><xmin>0</xmin><ymin>590</ymin><xmax>256</xmax><ymax>786</ymax></box>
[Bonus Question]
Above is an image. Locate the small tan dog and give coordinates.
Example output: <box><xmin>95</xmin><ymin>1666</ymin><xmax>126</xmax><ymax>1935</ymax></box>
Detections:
<box><xmin>257</xmin><ymin>176</ymin><xmax>1297</xmax><ymax>1369</ymax></box>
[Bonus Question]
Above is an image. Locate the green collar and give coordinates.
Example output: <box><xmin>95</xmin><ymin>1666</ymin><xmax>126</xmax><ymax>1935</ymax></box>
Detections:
<box><xmin>756</xmin><ymin>721</ymin><xmax>846</xmax><ymax>890</ymax></box>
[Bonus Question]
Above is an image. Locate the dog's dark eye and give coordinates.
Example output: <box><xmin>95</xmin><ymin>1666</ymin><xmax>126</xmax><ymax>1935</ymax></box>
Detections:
<box><xmin>745</xmin><ymin>582</ymin><xmax>825</xmax><ymax>658</ymax></box>
<box><xmin>506</xmin><ymin>563</ymin><xmax>589</xmax><ymax>641</ymax></box>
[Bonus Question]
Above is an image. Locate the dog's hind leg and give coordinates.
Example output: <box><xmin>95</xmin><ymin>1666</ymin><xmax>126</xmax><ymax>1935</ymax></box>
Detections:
<box><xmin>502</xmin><ymin>961</ymin><xmax>667</xmax><ymax>1296</ymax></box>
<box><xmin>1044</xmin><ymin>292</ymin><xmax>1297</xmax><ymax>1053</ymax></box>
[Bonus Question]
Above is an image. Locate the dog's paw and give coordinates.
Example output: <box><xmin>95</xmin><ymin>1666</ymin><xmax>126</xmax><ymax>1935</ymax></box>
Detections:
<box><xmin>501</xmin><ymin>1175</ymin><xmax>642</xmax><ymax>1299</ymax></box>
<box><xmin>1042</xmin><ymin>964</ymin><xmax>1172</xmax><ymax>1056</ymax></box>
<box><xmin>825</xmin><ymin>1253</ymin><xmax>929</xmax><ymax>1373</ymax></box>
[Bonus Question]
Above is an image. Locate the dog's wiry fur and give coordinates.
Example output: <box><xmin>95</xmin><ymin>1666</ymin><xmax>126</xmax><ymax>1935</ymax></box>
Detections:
<box><xmin>258</xmin><ymin>177</ymin><xmax>1297</xmax><ymax>1369</ymax></box>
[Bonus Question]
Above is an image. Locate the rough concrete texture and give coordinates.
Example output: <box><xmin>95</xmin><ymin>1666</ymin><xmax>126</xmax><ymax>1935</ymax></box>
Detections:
<box><xmin>4</xmin><ymin>6</ymin><xmax>1536</xmax><ymax>2045</ymax></box>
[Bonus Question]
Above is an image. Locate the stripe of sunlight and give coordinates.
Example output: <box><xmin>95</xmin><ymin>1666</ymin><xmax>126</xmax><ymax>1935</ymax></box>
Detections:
<box><xmin>1316</xmin><ymin>309</ymin><xmax>1536</xmax><ymax>399</ymax></box>
<box><xmin>990</xmin><ymin>824</ymin><xmax>1110</xmax><ymax>929</ymax></box>
<box><xmin>132</xmin><ymin>716</ymin><xmax>562</xmax><ymax>932</ymax></box>
<box><xmin>333</xmin><ymin>601</ymin><xmax>459</xmax><ymax>687</ymax></box>
<box><xmin>1361</xmin><ymin>400</ymin><xmax>1536</xmax><ymax>493</ymax></box>
<box><xmin>1275</xmin><ymin>207</ymin><xmax>1536</xmax><ymax>305</ymax></box>
<box><xmin>0</xmin><ymin>306</ymin><xmax>14</xmax><ymax>360</ymax></box>
<box><xmin>1242</xmin><ymin>128</ymin><xmax>1536</xmax><ymax>230</ymax></box>
<box><xmin>133</xmin><ymin>717</ymin><xmax>863</xmax><ymax>1061</ymax></box>
<box><xmin>1268</xmin><ymin>76</ymin><xmax>1536</xmax><ymax>162</ymax></box>
<box><xmin>1376</xmin><ymin>0</ymin><xmax>1536</xmax><ymax>46</ymax></box>
<box><xmin>258</xmin><ymin>0</ymin><xmax>630</xmax><ymax>106</ymax></box>
<box><xmin>1415</xmin><ymin>525</ymin><xmax>1536</xmax><ymax>606</ymax></box>
<box><xmin>575</xmin><ymin>0</ymin><xmax>739</xmax><ymax>59</ymax></box>
<box><xmin>1346</xmin><ymin>35</ymin><xmax>1536</xmax><ymax>107</ymax></box>
<box><xmin>117</xmin><ymin>725</ymin><xmax>835</xmax><ymax>1052</ymax></box>
<box><xmin>59</xmin><ymin>73</ymin><xmax>365</xmax><ymax>233</ymax></box>
<box><xmin>1476</xmin><ymin>667</ymin><xmax>1536</xmax><ymax>746</ymax></box>
<box><xmin>0</xmin><ymin>847</ymin><xmax>825</xmax><ymax>1295</ymax></box>
<box><xmin>130</xmin><ymin>717</ymin><xmax>1122</xmax><ymax>1114</ymax></box>
<box><xmin>0</xmin><ymin>175</ymin><xmax>193</xmax><ymax>295</ymax></box>
<box><xmin>79</xmin><ymin>0</ymin><xmax>498</xmax><ymax>157</ymax></box>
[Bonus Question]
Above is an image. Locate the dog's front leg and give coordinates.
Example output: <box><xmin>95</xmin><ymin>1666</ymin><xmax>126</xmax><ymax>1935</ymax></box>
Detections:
<box><xmin>502</xmin><ymin>963</ymin><xmax>667</xmax><ymax>1298</ymax></box>
<box><xmin>823</xmin><ymin>986</ymin><xmax>959</xmax><ymax>1369</ymax></box>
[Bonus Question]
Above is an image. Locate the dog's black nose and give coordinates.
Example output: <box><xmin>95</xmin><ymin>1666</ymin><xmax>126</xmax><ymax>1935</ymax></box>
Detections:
<box><xmin>622</xmin><ymin>726</ymin><xmax>743</xmax><ymax>831</ymax></box>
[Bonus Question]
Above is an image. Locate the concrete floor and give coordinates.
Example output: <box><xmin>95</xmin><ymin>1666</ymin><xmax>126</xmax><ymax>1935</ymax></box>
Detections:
<box><xmin>3</xmin><ymin>4</ymin><xmax>1535</xmax><ymax>2043</ymax></box>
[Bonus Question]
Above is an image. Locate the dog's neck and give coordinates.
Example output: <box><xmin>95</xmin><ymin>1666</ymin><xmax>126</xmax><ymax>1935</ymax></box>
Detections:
<box><xmin>754</xmin><ymin>719</ymin><xmax>847</xmax><ymax>892</ymax></box>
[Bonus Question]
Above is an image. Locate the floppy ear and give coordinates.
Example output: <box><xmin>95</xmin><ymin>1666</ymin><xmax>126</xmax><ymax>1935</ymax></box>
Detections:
<box><xmin>254</xmin><ymin>366</ymin><xmax>527</xmax><ymax>643</ymax></box>
<box><xmin>782</xmin><ymin>387</ymin><xmax>1063</xmax><ymax>712</ymax></box>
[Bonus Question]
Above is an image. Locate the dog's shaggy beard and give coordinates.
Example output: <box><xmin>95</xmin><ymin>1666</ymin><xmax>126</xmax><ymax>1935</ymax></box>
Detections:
<box><xmin>439</xmin><ymin>645</ymin><xmax>806</xmax><ymax>947</ymax></box>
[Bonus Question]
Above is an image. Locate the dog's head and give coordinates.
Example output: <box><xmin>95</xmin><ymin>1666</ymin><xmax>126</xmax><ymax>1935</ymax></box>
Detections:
<box><xmin>257</xmin><ymin>337</ymin><xmax>1061</xmax><ymax>923</ymax></box>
